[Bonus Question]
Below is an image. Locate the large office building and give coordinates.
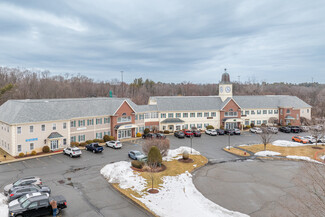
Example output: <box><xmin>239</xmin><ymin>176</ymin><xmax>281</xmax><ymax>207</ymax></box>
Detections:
<box><xmin>0</xmin><ymin>72</ymin><xmax>311</xmax><ymax>156</ymax></box>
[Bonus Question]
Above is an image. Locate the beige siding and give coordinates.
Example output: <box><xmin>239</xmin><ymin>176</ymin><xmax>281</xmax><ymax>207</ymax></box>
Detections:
<box><xmin>0</xmin><ymin>122</ymin><xmax>12</xmax><ymax>154</ymax></box>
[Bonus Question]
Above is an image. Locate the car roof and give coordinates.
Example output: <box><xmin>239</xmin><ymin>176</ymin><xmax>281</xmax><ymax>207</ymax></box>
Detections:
<box><xmin>71</xmin><ymin>147</ymin><xmax>80</xmax><ymax>150</ymax></box>
<box><xmin>19</xmin><ymin>176</ymin><xmax>38</xmax><ymax>180</ymax></box>
<box><xmin>29</xmin><ymin>194</ymin><xmax>48</xmax><ymax>202</ymax></box>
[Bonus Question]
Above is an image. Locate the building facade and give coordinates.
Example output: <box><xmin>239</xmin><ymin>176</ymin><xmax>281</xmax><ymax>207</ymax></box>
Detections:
<box><xmin>0</xmin><ymin>72</ymin><xmax>311</xmax><ymax>156</ymax></box>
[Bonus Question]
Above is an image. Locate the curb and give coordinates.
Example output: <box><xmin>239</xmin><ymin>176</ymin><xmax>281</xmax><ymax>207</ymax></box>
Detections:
<box><xmin>0</xmin><ymin>150</ymin><xmax>64</xmax><ymax>165</ymax></box>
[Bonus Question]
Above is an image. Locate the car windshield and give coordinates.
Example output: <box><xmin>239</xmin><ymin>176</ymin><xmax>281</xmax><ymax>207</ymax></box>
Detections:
<box><xmin>134</xmin><ymin>152</ymin><xmax>142</xmax><ymax>156</ymax></box>
<box><xmin>186</xmin><ymin>131</ymin><xmax>191</xmax><ymax>133</ymax></box>
<box><xmin>21</xmin><ymin>200</ymin><xmax>31</xmax><ymax>208</ymax></box>
<box><xmin>94</xmin><ymin>143</ymin><xmax>99</xmax><ymax>147</ymax></box>
<box><xmin>116</xmin><ymin>142</ymin><xmax>121</xmax><ymax>145</ymax></box>
<box><xmin>13</xmin><ymin>180</ymin><xmax>23</xmax><ymax>186</ymax></box>
<box><xmin>18</xmin><ymin>194</ymin><xmax>29</xmax><ymax>203</ymax></box>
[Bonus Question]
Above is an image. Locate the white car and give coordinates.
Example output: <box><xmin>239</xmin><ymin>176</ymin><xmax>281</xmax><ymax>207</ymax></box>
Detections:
<box><xmin>63</xmin><ymin>147</ymin><xmax>82</xmax><ymax>157</ymax></box>
<box><xmin>250</xmin><ymin>127</ymin><xmax>263</xmax><ymax>134</ymax></box>
<box><xmin>300</xmin><ymin>126</ymin><xmax>310</xmax><ymax>132</ymax></box>
<box><xmin>318</xmin><ymin>136</ymin><xmax>325</xmax><ymax>143</ymax></box>
<box><xmin>209</xmin><ymin>129</ymin><xmax>217</xmax><ymax>136</ymax></box>
<box><xmin>303</xmin><ymin>136</ymin><xmax>316</xmax><ymax>144</ymax></box>
<box><xmin>205</xmin><ymin>129</ymin><xmax>212</xmax><ymax>135</ymax></box>
<box><xmin>106</xmin><ymin>140</ymin><xmax>122</xmax><ymax>149</ymax></box>
<box><xmin>267</xmin><ymin>127</ymin><xmax>278</xmax><ymax>134</ymax></box>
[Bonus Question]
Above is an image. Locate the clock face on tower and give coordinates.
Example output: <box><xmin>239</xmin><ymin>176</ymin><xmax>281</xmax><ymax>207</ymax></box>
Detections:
<box><xmin>225</xmin><ymin>86</ymin><xmax>231</xmax><ymax>93</ymax></box>
<box><xmin>219</xmin><ymin>86</ymin><xmax>223</xmax><ymax>93</ymax></box>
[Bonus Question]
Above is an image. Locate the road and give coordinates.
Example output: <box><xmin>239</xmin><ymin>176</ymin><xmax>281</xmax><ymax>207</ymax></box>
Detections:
<box><xmin>0</xmin><ymin>131</ymin><xmax>309</xmax><ymax>216</ymax></box>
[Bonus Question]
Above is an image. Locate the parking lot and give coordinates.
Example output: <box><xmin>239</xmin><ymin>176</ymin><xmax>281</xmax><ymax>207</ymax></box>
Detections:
<box><xmin>0</xmin><ymin>131</ymin><xmax>310</xmax><ymax>216</ymax></box>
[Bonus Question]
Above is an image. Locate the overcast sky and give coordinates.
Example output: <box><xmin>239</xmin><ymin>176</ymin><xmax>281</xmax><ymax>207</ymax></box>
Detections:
<box><xmin>0</xmin><ymin>0</ymin><xmax>324</xmax><ymax>83</ymax></box>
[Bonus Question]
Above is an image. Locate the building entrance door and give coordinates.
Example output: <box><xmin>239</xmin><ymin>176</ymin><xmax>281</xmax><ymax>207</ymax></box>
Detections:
<box><xmin>50</xmin><ymin>140</ymin><xmax>58</xmax><ymax>150</ymax></box>
<box><xmin>118</xmin><ymin>129</ymin><xmax>132</xmax><ymax>139</ymax></box>
<box><xmin>225</xmin><ymin>122</ymin><xmax>237</xmax><ymax>129</ymax></box>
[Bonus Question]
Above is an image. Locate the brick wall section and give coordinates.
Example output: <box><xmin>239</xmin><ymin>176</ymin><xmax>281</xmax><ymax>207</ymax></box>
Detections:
<box><xmin>220</xmin><ymin>99</ymin><xmax>241</xmax><ymax>128</ymax></box>
<box><xmin>110</xmin><ymin>101</ymin><xmax>135</xmax><ymax>139</ymax></box>
<box><xmin>279</xmin><ymin>108</ymin><xmax>301</xmax><ymax>126</ymax></box>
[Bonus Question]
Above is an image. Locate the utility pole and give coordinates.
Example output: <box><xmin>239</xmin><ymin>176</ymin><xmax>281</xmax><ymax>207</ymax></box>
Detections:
<box><xmin>121</xmin><ymin>71</ymin><xmax>124</xmax><ymax>97</ymax></box>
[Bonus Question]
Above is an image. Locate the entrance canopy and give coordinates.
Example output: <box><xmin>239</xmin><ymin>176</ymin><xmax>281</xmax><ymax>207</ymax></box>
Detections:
<box><xmin>285</xmin><ymin>115</ymin><xmax>295</xmax><ymax>120</ymax></box>
<box><xmin>115</xmin><ymin>124</ymin><xmax>138</xmax><ymax>130</ymax></box>
<box><xmin>222</xmin><ymin>118</ymin><xmax>243</xmax><ymax>123</ymax></box>
<box><xmin>161</xmin><ymin>118</ymin><xmax>185</xmax><ymax>124</ymax></box>
<box><xmin>48</xmin><ymin>132</ymin><xmax>63</xmax><ymax>139</ymax></box>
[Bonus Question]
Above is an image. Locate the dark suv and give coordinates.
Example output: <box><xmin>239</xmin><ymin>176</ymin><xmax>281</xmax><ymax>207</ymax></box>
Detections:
<box><xmin>289</xmin><ymin>126</ymin><xmax>300</xmax><ymax>133</ymax></box>
<box><xmin>174</xmin><ymin>131</ymin><xmax>185</xmax><ymax>138</ymax></box>
<box><xmin>192</xmin><ymin>130</ymin><xmax>201</xmax><ymax>137</ymax></box>
<box><xmin>142</xmin><ymin>133</ymin><xmax>157</xmax><ymax>139</ymax></box>
<box><xmin>279</xmin><ymin>126</ymin><xmax>291</xmax><ymax>133</ymax></box>
<box><xmin>8</xmin><ymin>185</ymin><xmax>51</xmax><ymax>202</ymax></box>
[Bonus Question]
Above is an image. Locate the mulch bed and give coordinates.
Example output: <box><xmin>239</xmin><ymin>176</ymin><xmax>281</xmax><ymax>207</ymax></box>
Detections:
<box><xmin>312</xmin><ymin>147</ymin><xmax>323</xmax><ymax>150</ymax></box>
<box><xmin>131</xmin><ymin>164</ymin><xmax>167</xmax><ymax>173</ymax></box>
<box><xmin>178</xmin><ymin>158</ymin><xmax>194</xmax><ymax>163</ymax></box>
<box><xmin>148</xmin><ymin>189</ymin><xmax>159</xmax><ymax>194</ymax></box>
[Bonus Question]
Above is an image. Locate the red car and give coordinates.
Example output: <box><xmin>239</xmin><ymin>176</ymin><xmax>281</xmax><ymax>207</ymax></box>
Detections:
<box><xmin>183</xmin><ymin>129</ymin><xmax>194</xmax><ymax>137</ymax></box>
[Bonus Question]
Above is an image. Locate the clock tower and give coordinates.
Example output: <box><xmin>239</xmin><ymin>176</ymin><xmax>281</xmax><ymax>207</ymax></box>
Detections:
<box><xmin>219</xmin><ymin>69</ymin><xmax>233</xmax><ymax>101</ymax></box>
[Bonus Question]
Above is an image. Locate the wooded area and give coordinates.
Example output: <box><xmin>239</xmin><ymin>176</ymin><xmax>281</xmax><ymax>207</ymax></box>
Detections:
<box><xmin>0</xmin><ymin>67</ymin><xmax>324</xmax><ymax>117</ymax></box>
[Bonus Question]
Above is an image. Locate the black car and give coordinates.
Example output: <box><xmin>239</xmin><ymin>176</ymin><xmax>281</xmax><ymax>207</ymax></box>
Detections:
<box><xmin>9</xmin><ymin>194</ymin><xmax>67</xmax><ymax>217</ymax></box>
<box><xmin>174</xmin><ymin>131</ymin><xmax>185</xmax><ymax>138</ymax></box>
<box><xmin>279</xmin><ymin>126</ymin><xmax>291</xmax><ymax>133</ymax></box>
<box><xmin>289</xmin><ymin>126</ymin><xmax>300</xmax><ymax>133</ymax></box>
<box><xmin>155</xmin><ymin>133</ymin><xmax>166</xmax><ymax>139</ymax></box>
<box><xmin>216</xmin><ymin>129</ymin><xmax>225</xmax><ymax>135</ymax></box>
<box><xmin>224</xmin><ymin>129</ymin><xmax>235</xmax><ymax>135</ymax></box>
<box><xmin>192</xmin><ymin>130</ymin><xmax>201</xmax><ymax>137</ymax></box>
<box><xmin>8</xmin><ymin>185</ymin><xmax>51</xmax><ymax>202</ymax></box>
<box><xmin>142</xmin><ymin>133</ymin><xmax>157</xmax><ymax>139</ymax></box>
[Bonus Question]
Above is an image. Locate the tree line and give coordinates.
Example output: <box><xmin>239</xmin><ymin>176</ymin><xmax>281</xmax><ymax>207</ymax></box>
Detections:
<box><xmin>0</xmin><ymin>67</ymin><xmax>324</xmax><ymax>117</ymax></box>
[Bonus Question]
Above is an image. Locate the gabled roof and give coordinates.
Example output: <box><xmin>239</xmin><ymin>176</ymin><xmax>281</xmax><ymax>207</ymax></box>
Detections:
<box><xmin>0</xmin><ymin>97</ymin><xmax>135</xmax><ymax>124</ymax></box>
<box><xmin>48</xmin><ymin>132</ymin><xmax>63</xmax><ymax>139</ymax></box>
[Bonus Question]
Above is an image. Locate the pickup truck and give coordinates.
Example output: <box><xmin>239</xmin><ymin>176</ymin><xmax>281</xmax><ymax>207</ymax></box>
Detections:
<box><xmin>85</xmin><ymin>143</ymin><xmax>104</xmax><ymax>153</ymax></box>
<box><xmin>9</xmin><ymin>194</ymin><xmax>67</xmax><ymax>217</ymax></box>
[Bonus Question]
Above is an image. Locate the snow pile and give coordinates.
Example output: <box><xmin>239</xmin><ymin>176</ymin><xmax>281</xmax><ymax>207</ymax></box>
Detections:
<box><xmin>163</xmin><ymin>146</ymin><xmax>200</xmax><ymax>161</ymax></box>
<box><xmin>272</xmin><ymin>140</ymin><xmax>312</xmax><ymax>147</ymax></box>
<box><xmin>286</xmin><ymin>155</ymin><xmax>323</xmax><ymax>164</ymax></box>
<box><xmin>136</xmin><ymin>172</ymin><xmax>248</xmax><ymax>217</ymax></box>
<box><xmin>255</xmin><ymin>151</ymin><xmax>281</xmax><ymax>157</ymax></box>
<box><xmin>100</xmin><ymin>161</ymin><xmax>146</xmax><ymax>193</ymax></box>
<box><xmin>320</xmin><ymin>155</ymin><xmax>325</xmax><ymax>161</ymax></box>
<box><xmin>225</xmin><ymin>146</ymin><xmax>233</xmax><ymax>149</ymax></box>
<box><xmin>0</xmin><ymin>193</ymin><xmax>8</xmax><ymax>217</ymax></box>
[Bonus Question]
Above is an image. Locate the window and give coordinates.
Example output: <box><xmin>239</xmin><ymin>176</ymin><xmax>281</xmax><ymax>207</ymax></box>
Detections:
<box><xmin>30</xmin><ymin>126</ymin><xmax>33</xmax><ymax>133</ymax></box>
<box><xmin>296</xmin><ymin>114</ymin><xmax>299</xmax><ymax>120</ymax></box>
<box><xmin>96</xmin><ymin>118</ymin><xmax>103</xmax><ymax>125</ymax></box>
<box><xmin>104</xmin><ymin>117</ymin><xmax>110</xmax><ymax>124</ymax></box>
<box><xmin>63</xmin><ymin>139</ymin><xmax>67</xmax><ymax>145</ymax></box>
<box><xmin>117</xmin><ymin>116</ymin><xmax>131</xmax><ymax>123</ymax></box>
<box><xmin>161</xmin><ymin>113</ymin><xmax>166</xmax><ymax>118</ymax></box>
<box><xmin>52</xmin><ymin>124</ymin><xmax>56</xmax><ymax>130</ymax></box>
<box><xmin>197</xmin><ymin>113</ymin><xmax>202</xmax><ymax>118</ymax></box>
<box><xmin>139</xmin><ymin>114</ymin><xmax>144</xmax><ymax>120</ymax></box>
<box><xmin>263</xmin><ymin>110</ymin><xmax>267</xmax><ymax>114</ymax></box>
<box><xmin>71</xmin><ymin>136</ymin><xmax>76</xmax><ymax>142</ymax></box>
<box><xmin>225</xmin><ymin>111</ymin><xmax>237</xmax><ymax>117</ymax></box>
<box><xmin>268</xmin><ymin>110</ymin><xmax>273</xmax><ymax>114</ymax></box>
<box><xmin>151</xmin><ymin>112</ymin><xmax>158</xmax><ymax>118</ymax></box>
<box><xmin>245</xmin><ymin>111</ymin><xmax>249</xmax><ymax>115</ymax></box>
<box><xmin>280</xmin><ymin>109</ymin><xmax>283</xmax><ymax>115</ymax></box>
<box><xmin>96</xmin><ymin>132</ymin><xmax>103</xmax><ymax>139</ymax></box>
<box><xmin>204</xmin><ymin>123</ymin><xmax>209</xmax><ymax>128</ymax></box>
<box><xmin>104</xmin><ymin>131</ymin><xmax>111</xmax><ymax>136</ymax></box>
<box><xmin>211</xmin><ymin>112</ymin><xmax>216</xmax><ymax>117</ymax></box>
<box><xmin>63</xmin><ymin>123</ymin><xmax>67</xmax><ymax>129</ymax></box>
<box><xmin>245</xmin><ymin>120</ymin><xmax>249</xmax><ymax>126</ymax></box>
<box><xmin>183</xmin><ymin>113</ymin><xmax>188</xmax><ymax>118</ymax></box>
<box><xmin>251</xmin><ymin>120</ymin><xmax>255</xmax><ymax>125</ymax></box>
<box><xmin>263</xmin><ymin>120</ymin><xmax>267</xmax><ymax>124</ymax></box>
<box><xmin>257</xmin><ymin>120</ymin><xmax>261</xmax><ymax>125</ymax></box>
<box><xmin>135</xmin><ymin>115</ymin><xmax>138</xmax><ymax>120</ymax></box>
<box><xmin>145</xmin><ymin>113</ymin><xmax>150</xmax><ymax>119</ymax></box>
<box><xmin>30</xmin><ymin>143</ymin><xmax>34</xmax><ymax>150</ymax></box>
<box><xmin>190</xmin><ymin>124</ymin><xmax>195</xmax><ymax>128</ymax></box>
<box><xmin>274</xmin><ymin>110</ymin><xmax>279</xmax><ymax>114</ymax></box>
<box><xmin>168</xmin><ymin>113</ymin><xmax>174</xmax><ymax>118</ymax></box>
<box><xmin>190</xmin><ymin>113</ymin><xmax>195</xmax><ymax>118</ymax></box>
<box><xmin>184</xmin><ymin>124</ymin><xmax>188</xmax><ymax>129</ymax></box>
<box><xmin>257</xmin><ymin>110</ymin><xmax>261</xmax><ymax>115</ymax></box>
<box><xmin>78</xmin><ymin>135</ymin><xmax>85</xmax><ymax>142</ymax></box>
<box><xmin>87</xmin><ymin>119</ymin><xmax>94</xmax><ymax>126</ymax></box>
<box><xmin>307</xmin><ymin>109</ymin><xmax>310</xmax><ymax>113</ymax></box>
<box><xmin>163</xmin><ymin>126</ymin><xmax>166</xmax><ymax>130</ymax></box>
<box><xmin>251</xmin><ymin>110</ymin><xmax>255</xmax><ymax>115</ymax></box>
<box><xmin>39</xmin><ymin>200</ymin><xmax>48</xmax><ymax>207</ymax></box>
<box><xmin>204</xmin><ymin>112</ymin><xmax>209</xmax><ymax>117</ymax></box>
<box><xmin>41</xmin><ymin>125</ymin><xmax>45</xmax><ymax>131</ymax></box>
<box><xmin>197</xmin><ymin>124</ymin><xmax>202</xmax><ymax>128</ymax></box>
<box><xmin>28</xmin><ymin>202</ymin><xmax>38</xmax><ymax>209</ymax></box>
<box><xmin>176</xmin><ymin>113</ymin><xmax>181</xmax><ymax>118</ymax></box>
<box><xmin>70</xmin><ymin>120</ymin><xmax>76</xmax><ymax>128</ymax></box>
<box><xmin>17</xmin><ymin>127</ymin><xmax>21</xmax><ymax>134</ymax></box>
<box><xmin>18</xmin><ymin>145</ymin><xmax>22</xmax><ymax>152</ymax></box>
<box><xmin>286</xmin><ymin>109</ymin><xmax>290</xmax><ymax>114</ymax></box>
<box><xmin>78</xmin><ymin>120</ymin><xmax>85</xmax><ymax>127</ymax></box>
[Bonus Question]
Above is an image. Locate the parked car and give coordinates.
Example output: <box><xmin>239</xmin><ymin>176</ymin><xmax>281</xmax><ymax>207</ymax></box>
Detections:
<box><xmin>205</xmin><ymin>129</ymin><xmax>212</xmax><ymax>135</ymax></box>
<box><xmin>310</xmin><ymin>125</ymin><xmax>323</xmax><ymax>131</ymax></box>
<box><xmin>155</xmin><ymin>133</ymin><xmax>166</xmax><ymax>139</ymax></box>
<box><xmin>4</xmin><ymin>177</ymin><xmax>42</xmax><ymax>196</ymax></box>
<box><xmin>174</xmin><ymin>131</ymin><xmax>185</xmax><ymax>138</ymax></box>
<box><xmin>216</xmin><ymin>129</ymin><xmax>225</xmax><ymax>135</ymax></box>
<box><xmin>142</xmin><ymin>133</ymin><xmax>157</xmax><ymax>139</ymax></box>
<box><xmin>9</xmin><ymin>194</ymin><xmax>67</xmax><ymax>217</ymax></box>
<box><xmin>267</xmin><ymin>127</ymin><xmax>278</xmax><ymax>134</ymax></box>
<box><xmin>8</xmin><ymin>185</ymin><xmax>51</xmax><ymax>202</ymax></box>
<box><xmin>209</xmin><ymin>129</ymin><xmax>217</xmax><ymax>136</ymax></box>
<box><xmin>300</xmin><ymin>126</ymin><xmax>310</xmax><ymax>132</ymax></box>
<box><xmin>85</xmin><ymin>143</ymin><xmax>104</xmax><ymax>153</ymax></box>
<box><xmin>292</xmin><ymin>136</ymin><xmax>308</xmax><ymax>144</ymax></box>
<box><xmin>303</xmin><ymin>136</ymin><xmax>316</xmax><ymax>144</ymax></box>
<box><xmin>128</xmin><ymin>150</ymin><xmax>147</xmax><ymax>161</ymax></box>
<box><xmin>63</xmin><ymin>147</ymin><xmax>82</xmax><ymax>157</ymax></box>
<box><xmin>318</xmin><ymin>136</ymin><xmax>325</xmax><ymax>143</ymax></box>
<box><xmin>183</xmin><ymin>129</ymin><xmax>194</xmax><ymax>137</ymax></box>
<box><xmin>279</xmin><ymin>126</ymin><xmax>291</xmax><ymax>133</ymax></box>
<box><xmin>234</xmin><ymin>128</ymin><xmax>241</xmax><ymax>135</ymax></box>
<box><xmin>288</xmin><ymin>126</ymin><xmax>300</xmax><ymax>133</ymax></box>
<box><xmin>9</xmin><ymin>192</ymin><xmax>49</xmax><ymax>209</ymax></box>
<box><xmin>250</xmin><ymin>127</ymin><xmax>263</xmax><ymax>134</ymax></box>
<box><xmin>225</xmin><ymin>129</ymin><xmax>235</xmax><ymax>135</ymax></box>
<box><xmin>192</xmin><ymin>130</ymin><xmax>201</xmax><ymax>137</ymax></box>
<box><xmin>106</xmin><ymin>140</ymin><xmax>122</xmax><ymax>149</ymax></box>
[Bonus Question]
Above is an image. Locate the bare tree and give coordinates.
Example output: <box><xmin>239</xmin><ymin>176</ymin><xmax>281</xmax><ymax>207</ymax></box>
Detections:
<box><xmin>268</xmin><ymin>117</ymin><xmax>278</xmax><ymax>126</ymax></box>
<box><xmin>142</xmin><ymin>139</ymin><xmax>170</xmax><ymax>157</ymax></box>
<box><xmin>147</xmin><ymin>162</ymin><xmax>158</xmax><ymax>193</ymax></box>
<box><xmin>259</xmin><ymin>127</ymin><xmax>274</xmax><ymax>151</ymax></box>
<box><xmin>310</xmin><ymin>121</ymin><xmax>325</xmax><ymax>146</ymax></box>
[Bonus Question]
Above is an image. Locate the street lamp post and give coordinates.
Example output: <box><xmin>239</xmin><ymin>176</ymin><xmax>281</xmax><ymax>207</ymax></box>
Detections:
<box><xmin>190</xmin><ymin>135</ymin><xmax>193</xmax><ymax>154</ymax></box>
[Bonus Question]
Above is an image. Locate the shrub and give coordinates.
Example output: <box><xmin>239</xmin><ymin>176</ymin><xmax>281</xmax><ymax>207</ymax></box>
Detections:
<box><xmin>144</xmin><ymin>128</ymin><xmax>150</xmax><ymax>135</ymax></box>
<box><xmin>103</xmin><ymin>135</ymin><xmax>110</xmax><ymax>142</ymax></box>
<box><xmin>220</xmin><ymin>126</ymin><xmax>224</xmax><ymax>130</ymax></box>
<box><xmin>261</xmin><ymin>123</ymin><xmax>266</xmax><ymax>127</ymax></box>
<box><xmin>147</xmin><ymin>146</ymin><xmax>162</xmax><ymax>166</ymax></box>
<box><xmin>131</xmin><ymin>160</ymin><xmax>144</xmax><ymax>169</ymax></box>
<box><xmin>79</xmin><ymin>142</ymin><xmax>87</xmax><ymax>147</ymax></box>
<box><xmin>71</xmin><ymin>142</ymin><xmax>79</xmax><ymax>147</ymax></box>
<box><xmin>136</xmin><ymin>132</ymin><xmax>142</xmax><ymax>137</ymax></box>
<box><xmin>206</xmin><ymin>125</ymin><xmax>214</xmax><ymax>130</ymax></box>
<box><xmin>250</xmin><ymin>123</ymin><xmax>255</xmax><ymax>128</ymax></box>
<box><xmin>183</xmin><ymin>150</ymin><xmax>189</xmax><ymax>160</ymax></box>
<box><xmin>98</xmin><ymin>139</ymin><xmax>104</xmax><ymax>143</ymax></box>
<box><xmin>163</xmin><ymin>130</ymin><xmax>170</xmax><ymax>134</ymax></box>
<box><xmin>18</xmin><ymin>153</ymin><xmax>25</xmax><ymax>158</ymax></box>
<box><xmin>93</xmin><ymin>139</ymin><xmax>100</xmax><ymax>143</ymax></box>
<box><xmin>288</xmin><ymin>123</ymin><xmax>292</xmax><ymax>126</ymax></box>
<box><xmin>42</xmin><ymin>146</ymin><xmax>50</xmax><ymax>153</ymax></box>
<box><xmin>31</xmin><ymin>150</ymin><xmax>37</xmax><ymax>156</ymax></box>
<box><xmin>143</xmin><ymin>138</ymin><xmax>170</xmax><ymax>157</ymax></box>
<box><xmin>245</xmin><ymin>125</ymin><xmax>251</xmax><ymax>129</ymax></box>
<box><xmin>86</xmin><ymin>140</ymin><xmax>93</xmax><ymax>144</ymax></box>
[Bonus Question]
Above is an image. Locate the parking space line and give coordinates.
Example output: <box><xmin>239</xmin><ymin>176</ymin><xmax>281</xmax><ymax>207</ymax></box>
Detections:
<box><xmin>37</xmin><ymin>158</ymin><xmax>48</xmax><ymax>165</ymax></box>
<box><xmin>49</xmin><ymin>156</ymin><xmax>63</xmax><ymax>163</ymax></box>
<box><xmin>22</xmin><ymin>161</ymin><xmax>32</xmax><ymax>168</ymax></box>
<box><xmin>6</xmin><ymin>163</ymin><xmax>18</xmax><ymax>170</ymax></box>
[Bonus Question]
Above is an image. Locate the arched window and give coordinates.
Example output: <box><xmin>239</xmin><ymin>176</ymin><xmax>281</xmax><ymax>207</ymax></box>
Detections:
<box><xmin>122</xmin><ymin>113</ymin><xmax>127</xmax><ymax>116</ymax></box>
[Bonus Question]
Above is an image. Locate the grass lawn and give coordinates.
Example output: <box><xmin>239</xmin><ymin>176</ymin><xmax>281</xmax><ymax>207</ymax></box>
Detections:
<box><xmin>223</xmin><ymin>147</ymin><xmax>251</xmax><ymax>156</ymax></box>
<box><xmin>112</xmin><ymin>154</ymin><xmax>208</xmax><ymax>215</ymax></box>
<box><xmin>239</xmin><ymin>144</ymin><xmax>324</xmax><ymax>159</ymax></box>
<box><xmin>0</xmin><ymin>148</ymin><xmax>14</xmax><ymax>162</ymax></box>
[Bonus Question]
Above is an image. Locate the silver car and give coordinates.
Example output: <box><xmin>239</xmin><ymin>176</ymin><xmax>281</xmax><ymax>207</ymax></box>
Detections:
<box><xmin>106</xmin><ymin>140</ymin><xmax>122</xmax><ymax>149</ymax></box>
<box><xmin>267</xmin><ymin>127</ymin><xmax>278</xmax><ymax>134</ymax></box>
<box><xmin>4</xmin><ymin>177</ymin><xmax>42</xmax><ymax>196</ymax></box>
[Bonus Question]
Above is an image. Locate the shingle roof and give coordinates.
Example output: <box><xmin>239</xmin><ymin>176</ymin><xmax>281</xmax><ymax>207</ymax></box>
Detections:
<box><xmin>161</xmin><ymin>118</ymin><xmax>185</xmax><ymax>124</ymax></box>
<box><xmin>135</xmin><ymin>104</ymin><xmax>158</xmax><ymax>113</ymax></box>
<box><xmin>48</xmin><ymin>132</ymin><xmax>64</xmax><ymax>139</ymax></box>
<box><xmin>0</xmin><ymin>97</ymin><xmax>135</xmax><ymax>124</ymax></box>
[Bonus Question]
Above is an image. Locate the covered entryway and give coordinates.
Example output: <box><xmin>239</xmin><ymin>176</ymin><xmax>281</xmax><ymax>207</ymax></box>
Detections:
<box><xmin>115</xmin><ymin>124</ymin><xmax>137</xmax><ymax>140</ymax></box>
<box><xmin>161</xmin><ymin>118</ymin><xmax>185</xmax><ymax>132</ymax></box>
<box><xmin>223</xmin><ymin>118</ymin><xmax>244</xmax><ymax>130</ymax></box>
<box><xmin>48</xmin><ymin>132</ymin><xmax>63</xmax><ymax>151</ymax></box>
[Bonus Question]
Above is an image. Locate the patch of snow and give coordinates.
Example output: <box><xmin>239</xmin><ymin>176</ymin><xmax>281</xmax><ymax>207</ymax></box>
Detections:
<box><xmin>320</xmin><ymin>155</ymin><xmax>325</xmax><ymax>161</ymax></box>
<box><xmin>238</xmin><ymin>144</ymin><xmax>253</xmax><ymax>147</ymax></box>
<box><xmin>0</xmin><ymin>193</ymin><xmax>8</xmax><ymax>217</ymax></box>
<box><xmin>272</xmin><ymin>140</ymin><xmax>313</xmax><ymax>147</ymax></box>
<box><xmin>163</xmin><ymin>146</ymin><xmax>200</xmax><ymax>161</ymax></box>
<box><xmin>225</xmin><ymin>146</ymin><xmax>233</xmax><ymax>149</ymax></box>
<box><xmin>100</xmin><ymin>161</ymin><xmax>146</xmax><ymax>193</ymax></box>
<box><xmin>193</xmin><ymin>164</ymin><xmax>197</xmax><ymax>167</ymax></box>
<box><xmin>286</xmin><ymin>155</ymin><xmax>323</xmax><ymax>164</ymax></box>
<box><xmin>136</xmin><ymin>172</ymin><xmax>248</xmax><ymax>217</ymax></box>
<box><xmin>255</xmin><ymin>151</ymin><xmax>281</xmax><ymax>157</ymax></box>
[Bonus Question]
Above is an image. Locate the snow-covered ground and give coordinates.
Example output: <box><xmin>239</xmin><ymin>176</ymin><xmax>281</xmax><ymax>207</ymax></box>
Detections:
<box><xmin>101</xmin><ymin>147</ymin><xmax>248</xmax><ymax>217</ymax></box>
<box><xmin>286</xmin><ymin>155</ymin><xmax>323</xmax><ymax>164</ymax></box>
<box><xmin>163</xmin><ymin>146</ymin><xmax>200</xmax><ymax>161</ymax></box>
<box><xmin>272</xmin><ymin>140</ymin><xmax>324</xmax><ymax>147</ymax></box>
<box><xmin>0</xmin><ymin>193</ymin><xmax>8</xmax><ymax>217</ymax></box>
<box><xmin>255</xmin><ymin>151</ymin><xmax>281</xmax><ymax>157</ymax></box>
